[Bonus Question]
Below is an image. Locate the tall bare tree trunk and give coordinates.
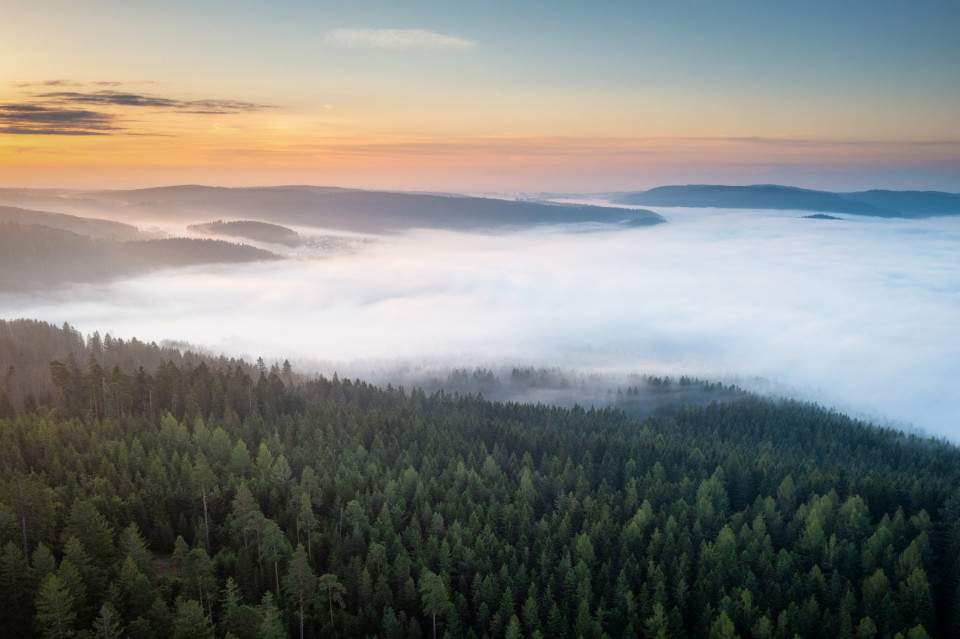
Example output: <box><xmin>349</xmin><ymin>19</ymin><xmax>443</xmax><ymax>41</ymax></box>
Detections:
<box><xmin>201</xmin><ymin>485</ymin><xmax>211</xmax><ymax>550</ymax></box>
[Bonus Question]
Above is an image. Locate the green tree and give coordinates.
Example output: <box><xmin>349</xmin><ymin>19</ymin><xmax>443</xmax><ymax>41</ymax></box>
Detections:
<box><xmin>256</xmin><ymin>592</ymin><xmax>286</xmax><ymax>639</ymax></box>
<box><xmin>7</xmin><ymin>472</ymin><xmax>55</xmax><ymax>558</ymax></box>
<box><xmin>62</xmin><ymin>501</ymin><xmax>114</xmax><ymax>567</ymax></box>
<box><xmin>219</xmin><ymin>577</ymin><xmax>257</xmax><ymax>639</ymax></box>
<box><xmin>118</xmin><ymin>522</ymin><xmax>155</xmax><ymax>579</ymax></box>
<box><xmin>31</xmin><ymin>542</ymin><xmax>58</xmax><ymax>584</ymax></box>
<box><xmin>317</xmin><ymin>572</ymin><xmax>347</xmax><ymax>630</ymax></box>
<box><xmin>283</xmin><ymin>544</ymin><xmax>316</xmax><ymax>639</ymax></box>
<box><xmin>296</xmin><ymin>492</ymin><xmax>318</xmax><ymax>558</ymax></box>
<box><xmin>0</xmin><ymin>541</ymin><xmax>32</xmax><ymax>636</ymax></box>
<box><xmin>861</xmin><ymin>569</ymin><xmax>892</xmax><ymax>630</ymax></box>
<box><xmin>521</xmin><ymin>593</ymin><xmax>540</xmax><ymax>634</ymax></box>
<box><xmin>182</xmin><ymin>547</ymin><xmax>217</xmax><ymax>619</ymax></box>
<box><xmin>505</xmin><ymin>614</ymin><xmax>523</xmax><ymax>639</ymax></box>
<box><xmin>896</xmin><ymin>567</ymin><xmax>932</xmax><ymax>628</ymax></box>
<box><xmin>173</xmin><ymin>598</ymin><xmax>215</xmax><ymax>639</ymax></box>
<box><xmin>35</xmin><ymin>573</ymin><xmax>76</xmax><ymax>639</ymax></box>
<box><xmin>55</xmin><ymin>555</ymin><xmax>86</xmax><ymax>629</ymax></box>
<box><xmin>855</xmin><ymin>616</ymin><xmax>877</xmax><ymax>639</ymax></box>
<box><xmin>644</xmin><ymin>601</ymin><xmax>670</xmax><ymax>639</ymax></box>
<box><xmin>91</xmin><ymin>601</ymin><xmax>123</xmax><ymax>639</ymax></box>
<box><xmin>228</xmin><ymin>439</ymin><xmax>253</xmax><ymax>478</ymax></box>
<box><xmin>903</xmin><ymin>625</ymin><xmax>932</xmax><ymax>639</ymax></box>
<box><xmin>261</xmin><ymin>518</ymin><xmax>290</xmax><ymax>599</ymax></box>
<box><xmin>419</xmin><ymin>569</ymin><xmax>450</xmax><ymax>639</ymax></box>
<box><xmin>381</xmin><ymin>606</ymin><xmax>404</xmax><ymax>639</ymax></box>
<box><xmin>116</xmin><ymin>555</ymin><xmax>156</xmax><ymax>621</ymax></box>
<box><xmin>231</xmin><ymin>482</ymin><xmax>263</xmax><ymax>563</ymax></box>
<box><xmin>194</xmin><ymin>451</ymin><xmax>216</xmax><ymax>551</ymax></box>
<box><xmin>709</xmin><ymin>609</ymin><xmax>739</xmax><ymax>639</ymax></box>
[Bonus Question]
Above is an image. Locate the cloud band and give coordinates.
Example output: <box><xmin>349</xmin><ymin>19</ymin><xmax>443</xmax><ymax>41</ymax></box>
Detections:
<box><xmin>325</xmin><ymin>28</ymin><xmax>475</xmax><ymax>50</ymax></box>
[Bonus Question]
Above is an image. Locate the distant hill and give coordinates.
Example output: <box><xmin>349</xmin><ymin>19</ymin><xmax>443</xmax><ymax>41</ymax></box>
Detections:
<box><xmin>0</xmin><ymin>222</ymin><xmax>277</xmax><ymax>291</ymax></box>
<box><xmin>189</xmin><ymin>219</ymin><xmax>303</xmax><ymax>246</ymax></box>
<box><xmin>613</xmin><ymin>184</ymin><xmax>960</xmax><ymax>218</ymax></box>
<box><xmin>839</xmin><ymin>189</ymin><xmax>960</xmax><ymax>217</ymax></box>
<box><xmin>110</xmin><ymin>186</ymin><xmax>667</xmax><ymax>232</ymax></box>
<box><xmin>0</xmin><ymin>205</ymin><xmax>145</xmax><ymax>240</ymax></box>
<box><xmin>0</xmin><ymin>186</ymin><xmax>665</xmax><ymax>233</ymax></box>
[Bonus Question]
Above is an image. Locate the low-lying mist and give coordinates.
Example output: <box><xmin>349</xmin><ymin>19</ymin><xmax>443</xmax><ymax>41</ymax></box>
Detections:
<box><xmin>2</xmin><ymin>205</ymin><xmax>958</xmax><ymax>440</ymax></box>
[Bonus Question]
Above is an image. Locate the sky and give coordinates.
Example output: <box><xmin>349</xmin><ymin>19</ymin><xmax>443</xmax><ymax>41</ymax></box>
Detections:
<box><xmin>2</xmin><ymin>0</ymin><xmax>959</xmax><ymax>192</ymax></box>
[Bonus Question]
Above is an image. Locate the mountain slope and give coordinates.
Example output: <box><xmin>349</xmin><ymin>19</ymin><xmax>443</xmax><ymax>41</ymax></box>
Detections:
<box><xmin>0</xmin><ymin>222</ymin><xmax>277</xmax><ymax>291</ymax></box>
<box><xmin>0</xmin><ymin>205</ymin><xmax>145</xmax><ymax>240</ymax></box>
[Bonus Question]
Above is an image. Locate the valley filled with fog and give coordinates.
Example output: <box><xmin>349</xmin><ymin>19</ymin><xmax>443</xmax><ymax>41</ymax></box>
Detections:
<box><xmin>2</xmin><ymin>198</ymin><xmax>957</xmax><ymax>440</ymax></box>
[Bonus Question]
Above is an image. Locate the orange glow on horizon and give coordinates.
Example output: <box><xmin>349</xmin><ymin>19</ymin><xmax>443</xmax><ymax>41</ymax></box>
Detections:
<box><xmin>4</xmin><ymin>124</ymin><xmax>959</xmax><ymax>192</ymax></box>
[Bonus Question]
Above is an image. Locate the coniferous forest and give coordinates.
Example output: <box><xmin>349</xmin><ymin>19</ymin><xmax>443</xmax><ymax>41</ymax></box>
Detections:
<box><xmin>1</xmin><ymin>319</ymin><xmax>959</xmax><ymax>639</ymax></box>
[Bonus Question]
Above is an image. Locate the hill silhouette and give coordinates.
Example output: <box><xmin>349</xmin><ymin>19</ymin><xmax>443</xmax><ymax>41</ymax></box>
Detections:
<box><xmin>613</xmin><ymin>184</ymin><xmax>960</xmax><ymax>217</ymax></box>
<box><xmin>0</xmin><ymin>185</ymin><xmax>665</xmax><ymax>233</ymax></box>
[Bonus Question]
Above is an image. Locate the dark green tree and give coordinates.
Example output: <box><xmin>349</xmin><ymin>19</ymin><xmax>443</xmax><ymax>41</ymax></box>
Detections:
<box><xmin>283</xmin><ymin>544</ymin><xmax>315</xmax><ymax>639</ymax></box>
<box><xmin>419</xmin><ymin>569</ymin><xmax>450</xmax><ymax>639</ymax></box>
<box><xmin>35</xmin><ymin>573</ymin><xmax>76</xmax><ymax>639</ymax></box>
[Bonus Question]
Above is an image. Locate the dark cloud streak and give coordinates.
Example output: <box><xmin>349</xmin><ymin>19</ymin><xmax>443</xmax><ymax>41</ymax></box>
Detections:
<box><xmin>0</xmin><ymin>103</ymin><xmax>118</xmax><ymax>135</ymax></box>
<box><xmin>11</xmin><ymin>79</ymin><xmax>79</xmax><ymax>88</ymax></box>
<box><xmin>37</xmin><ymin>90</ymin><xmax>273</xmax><ymax>113</ymax></box>
<box><xmin>1</xmin><ymin>83</ymin><xmax>274</xmax><ymax>135</ymax></box>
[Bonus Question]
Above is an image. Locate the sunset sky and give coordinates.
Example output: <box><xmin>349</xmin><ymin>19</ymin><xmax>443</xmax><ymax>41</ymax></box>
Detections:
<box><xmin>2</xmin><ymin>0</ymin><xmax>958</xmax><ymax>192</ymax></box>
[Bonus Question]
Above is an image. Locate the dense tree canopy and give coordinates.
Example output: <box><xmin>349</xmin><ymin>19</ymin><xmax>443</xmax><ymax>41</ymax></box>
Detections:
<box><xmin>0</xmin><ymin>319</ymin><xmax>958</xmax><ymax>638</ymax></box>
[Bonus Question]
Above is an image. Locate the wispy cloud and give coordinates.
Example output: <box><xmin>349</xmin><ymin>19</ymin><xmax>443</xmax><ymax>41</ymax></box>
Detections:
<box><xmin>38</xmin><ymin>91</ymin><xmax>273</xmax><ymax>114</ymax></box>
<box><xmin>0</xmin><ymin>84</ymin><xmax>275</xmax><ymax>135</ymax></box>
<box><xmin>0</xmin><ymin>104</ymin><xmax>118</xmax><ymax>135</ymax></box>
<box><xmin>11</xmin><ymin>79</ymin><xmax>80</xmax><ymax>88</ymax></box>
<box><xmin>325</xmin><ymin>28</ymin><xmax>476</xmax><ymax>50</ymax></box>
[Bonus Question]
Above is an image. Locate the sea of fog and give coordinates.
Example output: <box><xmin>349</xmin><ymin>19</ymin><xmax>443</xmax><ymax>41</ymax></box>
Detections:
<box><xmin>3</xmin><ymin>205</ymin><xmax>959</xmax><ymax>441</ymax></box>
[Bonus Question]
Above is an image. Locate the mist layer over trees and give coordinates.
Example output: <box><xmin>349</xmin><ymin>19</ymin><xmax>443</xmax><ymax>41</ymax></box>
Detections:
<box><xmin>2</xmin><ymin>195</ymin><xmax>956</xmax><ymax>439</ymax></box>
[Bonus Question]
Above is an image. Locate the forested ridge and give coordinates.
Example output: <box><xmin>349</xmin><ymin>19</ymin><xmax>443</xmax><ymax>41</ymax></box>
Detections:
<box><xmin>1</xmin><ymin>320</ymin><xmax>958</xmax><ymax>638</ymax></box>
<box><xmin>0</xmin><ymin>186</ymin><xmax>665</xmax><ymax>234</ymax></box>
<box><xmin>0</xmin><ymin>223</ymin><xmax>278</xmax><ymax>291</ymax></box>
<box><xmin>188</xmin><ymin>221</ymin><xmax>303</xmax><ymax>248</ymax></box>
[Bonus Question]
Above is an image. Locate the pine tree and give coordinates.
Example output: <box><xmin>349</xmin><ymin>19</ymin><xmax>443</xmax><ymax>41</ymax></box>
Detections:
<box><xmin>173</xmin><ymin>598</ymin><xmax>214</xmax><ymax>639</ymax></box>
<box><xmin>91</xmin><ymin>601</ymin><xmax>123</xmax><ymax>639</ymax></box>
<box><xmin>283</xmin><ymin>544</ymin><xmax>316</xmax><ymax>639</ymax></box>
<box><xmin>256</xmin><ymin>592</ymin><xmax>286</xmax><ymax>639</ymax></box>
<box><xmin>35</xmin><ymin>573</ymin><xmax>76</xmax><ymax>639</ymax></box>
<box><xmin>419</xmin><ymin>569</ymin><xmax>450</xmax><ymax>639</ymax></box>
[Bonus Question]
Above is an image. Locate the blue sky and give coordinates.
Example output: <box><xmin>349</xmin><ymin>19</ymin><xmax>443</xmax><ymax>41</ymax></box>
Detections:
<box><xmin>2</xmin><ymin>0</ymin><xmax>958</xmax><ymax>190</ymax></box>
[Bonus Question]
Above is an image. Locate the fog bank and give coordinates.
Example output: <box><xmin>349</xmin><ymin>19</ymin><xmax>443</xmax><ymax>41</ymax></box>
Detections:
<box><xmin>2</xmin><ymin>206</ymin><xmax>958</xmax><ymax>440</ymax></box>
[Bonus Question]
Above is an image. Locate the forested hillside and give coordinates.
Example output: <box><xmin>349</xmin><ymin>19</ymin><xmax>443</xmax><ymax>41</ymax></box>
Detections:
<box><xmin>1</xmin><ymin>320</ymin><xmax>958</xmax><ymax>638</ymax></box>
<box><xmin>188</xmin><ymin>221</ymin><xmax>303</xmax><ymax>247</ymax></box>
<box><xmin>0</xmin><ymin>224</ymin><xmax>278</xmax><ymax>291</ymax></box>
<box><xmin>0</xmin><ymin>186</ymin><xmax>665</xmax><ymax>234</ymax></box>
<box><xmin>0</xmin><ymin>206</ymin><xmax>145</xmax><ymax>241</ymax></box>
